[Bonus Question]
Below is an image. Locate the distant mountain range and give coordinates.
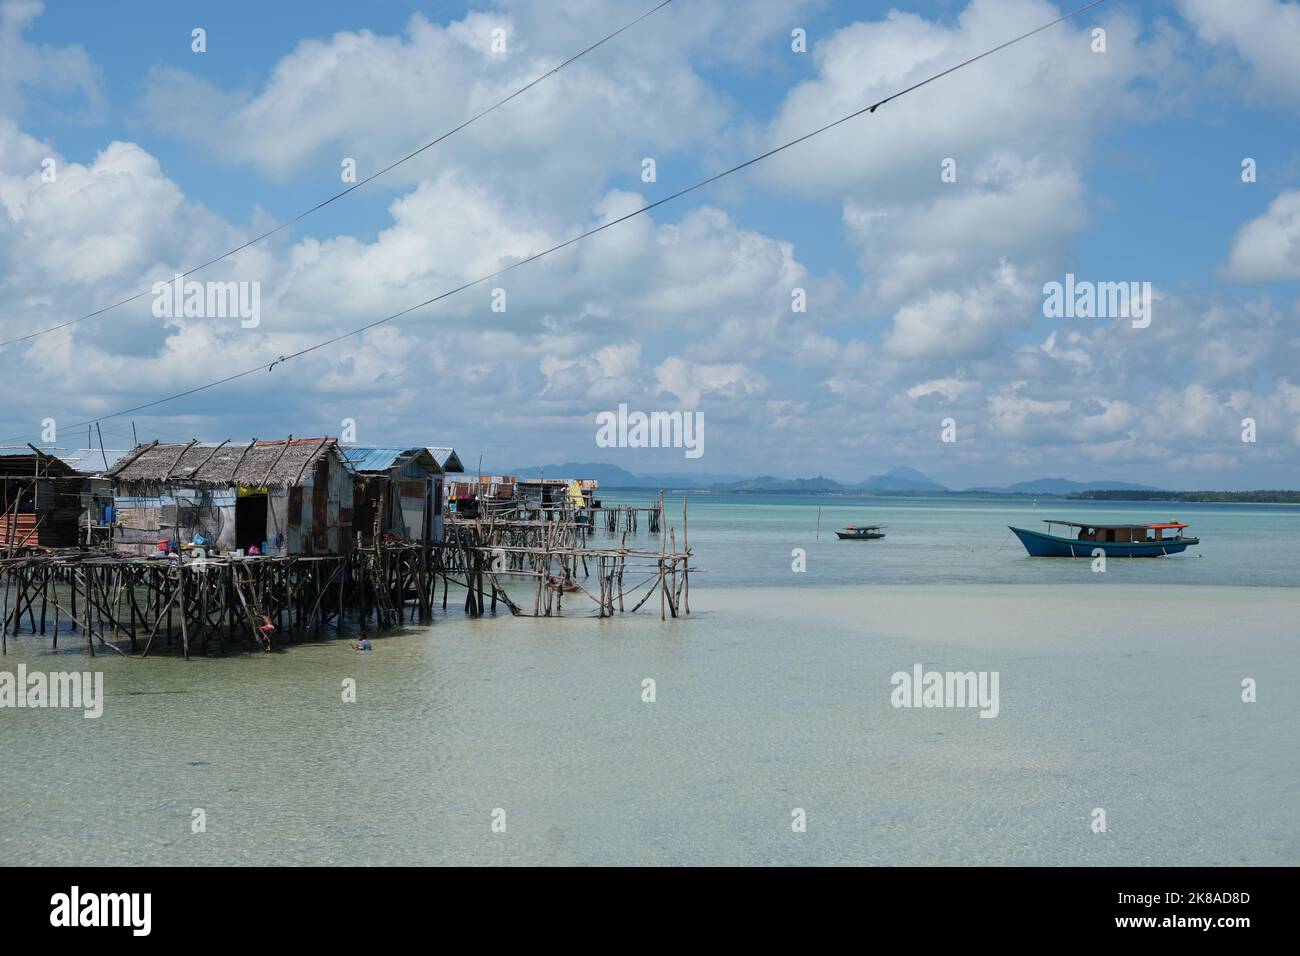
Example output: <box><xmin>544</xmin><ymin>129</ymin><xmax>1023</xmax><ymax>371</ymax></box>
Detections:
<box><xmin>506</xmin><ymin>463</ymin><xmax>747</xmax><ymax>487</ymax></box>
<box><xmin>703</xmin><ymin>466</ymin><xmax>948</xmax><ymax>493</ymax></box>
<box><xmin>502</xmin><ymin>463</ymin><xmax>1162</xmax><ymax>496</ymax></box>
<box><xmin>965</xmin><ymin>478</ymin><xmax>1162</xmax><ymax>495</ymax></box>
<box><xmin>862</xmin><ymin>466</ymin><xmax>948</xmax><ymax>492</ymax></box>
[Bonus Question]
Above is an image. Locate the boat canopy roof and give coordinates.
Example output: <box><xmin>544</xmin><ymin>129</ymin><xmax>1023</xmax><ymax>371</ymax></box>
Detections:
<box><xmin>845</xmin><ymin>524</ymin><xmax>883</xmax><ymax>529</ymax></box>
<box><xmin>1043</xmin><ymin>519</ymin><xmax>1187</xmax><ymax>530</ymax></box>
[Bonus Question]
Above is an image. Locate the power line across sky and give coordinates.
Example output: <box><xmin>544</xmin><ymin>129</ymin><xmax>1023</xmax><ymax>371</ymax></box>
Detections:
<box><xmin>0</xmin><ymin>0</ymin><xmax>1107</xmax><ymax>447</ymax></box>
<box><xmin>0</xmin><ymin>0</ymin><xmax>677</xmax><ymax>350</ymax></box>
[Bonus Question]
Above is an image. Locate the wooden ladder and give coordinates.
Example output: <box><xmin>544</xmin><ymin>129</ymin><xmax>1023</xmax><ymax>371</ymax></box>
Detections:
<box><xmin>230</xmin><ymin>565</ymin><xmax>267</xmax><ymax>648</ymax></box>
<box><xmin>368</xmin><ymin>560</ymin><xmax>397</xmax><ymax>628</ymax></box>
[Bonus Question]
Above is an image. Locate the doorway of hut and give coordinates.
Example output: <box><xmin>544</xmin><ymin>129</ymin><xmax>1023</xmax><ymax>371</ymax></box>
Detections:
<box><xmin>235</xmin><ymin>492</ymin><xmax>268</xmax><ymax>553</ymax></box>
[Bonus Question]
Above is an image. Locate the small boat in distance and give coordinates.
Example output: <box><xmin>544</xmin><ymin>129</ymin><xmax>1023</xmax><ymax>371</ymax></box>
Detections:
<box><xmin>1010</xmin><ymin>519</ymin><xmax>1199</xmax><ymax>557</ymax></box>
<box><xmin>836</xmin><ymin>525</ymin><xmax>886</xmax><ymax>540</ymax></box>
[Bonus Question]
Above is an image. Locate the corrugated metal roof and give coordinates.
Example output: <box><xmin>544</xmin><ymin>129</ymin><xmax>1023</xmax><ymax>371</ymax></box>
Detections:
<box><xmin>448</xmin><ymin>478</ymin><xmax>514</xmax><ymax>499</ymax></box>
<box><xmin>342</xmin><ymin>446</ymin><xmax>413</xmax><ymax>473</ymax></box>
<box><xmin>427</xmin><ymin>446</ymin><xmax>465</xmax><ymax>473</ymax></box>
<box><xmin>342</xmin><ymin>446</ymin><xmax>441</xmax><ymax>475</ymax></box>
<box><xmin>53</xmin><ymin>447</ymin><xmax>130</xmax><ymax>474</ymax></box>
<box><xmin>0</xmin><ymin>445</ymin><xmax>81</xmax><ymax>476</ymax></box>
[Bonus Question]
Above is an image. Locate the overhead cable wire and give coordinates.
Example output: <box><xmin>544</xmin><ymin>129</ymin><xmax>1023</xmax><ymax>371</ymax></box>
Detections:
<box><xmin>0</xmin><ymin>0</ymin><xmax>1105</xmax><ymax>443</ymax></box>
<box><xmin>0</xmin><ymin>0</ymin><xmax>677</xmax><ymax>348</ymax></box>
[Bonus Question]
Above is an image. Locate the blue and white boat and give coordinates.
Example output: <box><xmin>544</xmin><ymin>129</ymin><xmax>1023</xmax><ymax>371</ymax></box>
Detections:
<box><xmin>1009</xmin><ymin>519</ymin><xmax>1199</xmax><ymax>557</ymax></box>
<box><xmin>836</xmin><ymin>524</ymin><xmax>885</xmax><ymax>540</ymax></box>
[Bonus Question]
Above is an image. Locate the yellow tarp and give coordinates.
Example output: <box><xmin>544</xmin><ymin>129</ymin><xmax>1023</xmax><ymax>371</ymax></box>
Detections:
<box><xmin>566</xmin><ymin>480</ymin><xmax>585</xmax><ymax>508</ymax></box>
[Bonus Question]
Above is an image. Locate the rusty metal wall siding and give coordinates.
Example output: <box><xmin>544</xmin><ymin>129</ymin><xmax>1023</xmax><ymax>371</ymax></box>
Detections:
<box><xmin>328</xmin><ymin>455</ymin><xmax>353</xmax><ymax>553</ymax></box>
<box><xmin>0</xmin><ymin>512</ymin><xmax>41</xmax><ymax>547</ymax></box>
<box><xmin>309</xmin><ymin>459</ymin><xmax>327</xmax><ymax>554</ymax></box>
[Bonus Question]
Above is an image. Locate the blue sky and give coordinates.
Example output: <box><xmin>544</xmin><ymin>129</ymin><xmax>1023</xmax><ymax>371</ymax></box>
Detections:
<box><xmin>2</xmin><ymin>0</ymin><xmax>1299</xmax><ymax>488</ymax></box>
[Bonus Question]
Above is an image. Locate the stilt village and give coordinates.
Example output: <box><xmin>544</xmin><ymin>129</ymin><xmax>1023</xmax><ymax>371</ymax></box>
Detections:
<box><xmin>0</xmin><ymin>438</ymin><xmax>692</xmax><ymax>659</ymax></box>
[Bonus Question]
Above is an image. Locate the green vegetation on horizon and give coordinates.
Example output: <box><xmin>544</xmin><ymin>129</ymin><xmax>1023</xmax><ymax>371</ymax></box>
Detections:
<box><xmin>1068</xmin><ymin>490</ymin><xmax>1300</xmax><ymax>503</ymax></box>
<box><xmin>674</xmin><ymin>487</ymin><xmax>1300</xmax><ymax>503</ymax></box>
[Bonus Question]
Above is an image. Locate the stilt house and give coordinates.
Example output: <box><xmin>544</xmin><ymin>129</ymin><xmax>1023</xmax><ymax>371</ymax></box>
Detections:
<box><xmin>105</xmin><ymin>438</ymin><xmax>355</xmax><ymax>556</ymax></box>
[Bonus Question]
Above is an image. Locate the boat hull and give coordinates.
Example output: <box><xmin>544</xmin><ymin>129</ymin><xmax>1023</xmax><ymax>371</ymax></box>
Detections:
<box><xmin>1009</xmin><ymin>526</ymin><xmax>1197</xmax><ymax>557</ymax></box>
<box><xmin>836</xmin><ymin>531</ymin><xmax>884</xmax><ymax>540</ymax></box>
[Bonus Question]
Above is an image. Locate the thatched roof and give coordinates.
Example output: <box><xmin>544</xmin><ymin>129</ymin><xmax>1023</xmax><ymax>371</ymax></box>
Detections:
<box><xmin>107</xmin><ymin>438</ymin><xmax>349</xmax><ymax>489</ymax></box>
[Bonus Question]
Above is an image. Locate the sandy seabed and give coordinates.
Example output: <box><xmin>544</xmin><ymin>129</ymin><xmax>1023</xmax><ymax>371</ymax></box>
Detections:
<box><xmin>1</xmin><ymin>584</ymin><xmax>1295</xmax><ymax>865</ymax></box>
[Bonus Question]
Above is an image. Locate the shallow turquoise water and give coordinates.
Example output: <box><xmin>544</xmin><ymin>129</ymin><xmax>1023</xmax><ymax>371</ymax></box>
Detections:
<box><xmin>1</xmin><ymin>496</ymin><xmax>1295</xmax><ymax>865</ymax></box>
<box><xmin>611</xmin><ymin>492</ymin><xmax>1300</xmax><ymax>588</ymax></box>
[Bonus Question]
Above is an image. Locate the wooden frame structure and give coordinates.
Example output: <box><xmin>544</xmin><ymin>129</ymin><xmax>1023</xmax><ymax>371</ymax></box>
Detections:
<box><xmin>1</xmin><ymin>492</ymin><xmax>692</xmax><ymax>658</ymax></box>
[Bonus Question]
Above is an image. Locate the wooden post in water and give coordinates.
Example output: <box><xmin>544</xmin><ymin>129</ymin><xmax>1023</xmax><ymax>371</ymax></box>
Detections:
<box><xmin>683</xmin><ymin>496</ymin><xmax>690</xmax><ymax>615</ymax></box>
<box><xmin>177</xmin><ymin>569</ymin><xmax>190</xmax><ymax>661</ymax></box>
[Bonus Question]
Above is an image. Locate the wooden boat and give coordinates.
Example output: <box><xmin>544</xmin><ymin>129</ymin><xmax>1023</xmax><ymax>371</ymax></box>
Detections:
<box><xmin>1009</xmin><ymin>519</ymin><xmax>1198</xmax><ymax>557</ymax></box>
<box><xmin>835</xmin><ymin>525</ymin><xmax>885</xmax><ymax>540</ymax></box>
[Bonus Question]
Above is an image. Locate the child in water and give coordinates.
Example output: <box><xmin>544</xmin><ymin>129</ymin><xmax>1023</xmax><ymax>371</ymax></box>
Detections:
<box><xmin>351</xmin><ymin>637</ymin><xmax>373</xmax><ymax>652</ymax></box>
<box><xmin>257</xmin><ymin>614</ymin><xmax>275</xmax><ymax>652</ymax></box>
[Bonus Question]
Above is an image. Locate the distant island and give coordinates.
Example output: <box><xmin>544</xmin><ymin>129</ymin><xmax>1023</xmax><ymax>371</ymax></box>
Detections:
<box><xmin>506</xmin><ymin>463</ymin><xmax>1154</xmax><ymax>495</ymax></box>
<box><xmin>1069</xmin><ymin>489</ymin><xmax>1300</xmax><ymax>504</ymax></box>
<box><xmin>498</xmin><ymin>462</ymin><xmax>1299</xmax><ymax>503</ymax></box>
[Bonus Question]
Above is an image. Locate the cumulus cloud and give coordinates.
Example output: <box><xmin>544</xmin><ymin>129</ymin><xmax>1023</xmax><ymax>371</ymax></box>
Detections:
<box><xmin>1177</xmin><ymin>0</ymin><xmax>1300</xmax><ymax>109</ymax></box>
<box><xmin>1223</xmin><ymin>190</ymin><xmax>1300</xmax><ymax>281</ymax></box>
<box><xmin>1</xmin><ymin>125</ymin><xmax>803</xmax><ymax>470</ymax></box>
<box><xmin>845</xmin><ymin>156</ymin><xmax>1086</xmax><ymax>309</ymax></box>
<box><xmin>3</xmin><ymin>138</ymin><xmax>208</xmax><ymax>284</ymax></box>
<box><xmin>986</xmin><ymin>382</ymin><xmax>1072</xmax><ymax>439</ymax></box>
<box><xmin>760</xmin><ymin>0</ymin><xmax>1169</xmax><ymax>200</ymax></box>
<box><xmin>2</xmin><ymin>0</ymin><xmax>1299</xmax><ymax>485</ymax></box>
<box><xmin>907</xmin><ymin>374</ymin><xmax>981</xmax><ymax>404</ymax></box>
<box><xmin>653</xmin><ymin>356</ymin><xmax>765</xmax><ymax>407</ymax></box>
<box><xmin>540</xmin><ymin>342</ymin><xmax>645</xmax><ymax>402</ymax></box>
<box><xmin>883</xmin><ymin>259</ymin><xmax>1034</xmax><ymax>359</ymax></box>
<box><xmin>136</xmin><ymin>2</ymin><xmax>776</xmax><ymax>213</ymax></box>
<box><xmin>0</xmin><ymin>0</ymin><xmax>103</xmax><ymax>119</ymax></box>
<box><xmin>753</xmin><ymin>0</ymin><xmax>1176</xmax><ymax>399</ymax></box>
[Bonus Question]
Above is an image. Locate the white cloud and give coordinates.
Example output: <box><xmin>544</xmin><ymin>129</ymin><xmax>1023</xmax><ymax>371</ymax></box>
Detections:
<box><xmin>139</xmin><ymin>7</ymin><xmax>734</xmax><ymax>217</ymax></box>
<box><xmin>1223</xmin><ymin>190</ymin><xmax>1300</xmax><ymax>281</ymax></box>
<box><xmin>0</xmin><ymin>1</ymin><xmax>103</xmax><ymax>118</ymax></box>
<box><xmin>987</xmin><ymin>382</ymin><xmax>1071</xmax><ymax>438</ymax></box>
<box><xmin>753</xmin><ymin>0</ymin><xmax>1173</xmax><ymax>389</ymax></box>
<box><xmin>884</xmin><ymin>259</ymin><xmax>1033</xmax><ymax>359</ymax></box>
<box><xmin>653</xmin><ymin>356</ymin><xmax>765</xmax><ymax>407</ymax></box>
<box><xmin>761</xmin><ymin>0</ymin><xmax>1166</xmax><ymax>200</ymax></box>
<box><xmin>1</xmin><ymin>137</ymin><xmax>218</xmax><ymax>284</ymax></box>
<box><xmin>845</xmin><ymin>156</ymin><xmax>1085</xmax><ymax>308</ymax></box>
<box><xmin>1178</xmin><ymin>0</ymin><xmax>1300</xmax><ymax>109</ymax></box>
<box><xmin>0</xmin><ymin>126</ymin><xmax>802</xmax><ymax>465</ymax></box>
<box><xmin>906</xmin><ymin>375</ymin><xmax>981</xmax><ymax>404</ymax></box>
<box><xmin>1039</xmin><ymin>330</ymin><xmax>1092</xmax><ymax>370</ymax></box>
<box><xmin>2</xmin><ymin>0</ymin><xmax>1299</xmax><ymax>485</ymax></box>
<box><xmin>540</xmin><ymin>342</ymin><xmax>644</xmax><ymax>402</ymax></box>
